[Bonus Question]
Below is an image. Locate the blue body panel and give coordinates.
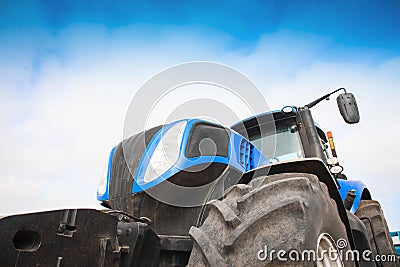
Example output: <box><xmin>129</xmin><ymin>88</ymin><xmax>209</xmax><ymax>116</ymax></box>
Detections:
<box><xmin>132</xmin><ymin>119</ymin><xmax>268</xmax><ymax>193</ymax></box>
<box><xmin>97</xmin><ymin>119</ymin><xmax>269</xmax><ymax>200</ymax></box>
<box><xmin>390</xmin><ymin>232</ymin><xmax>400</xmax><ymax>256</ymax></box>
<box><xmin>337</xmin><ymin>179</ymin><xmax>368</xmax><ymax>213</ymax></box>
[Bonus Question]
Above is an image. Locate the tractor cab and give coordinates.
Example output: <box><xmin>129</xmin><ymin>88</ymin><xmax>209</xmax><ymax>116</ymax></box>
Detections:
<box><xmin>232</xmin><ymin>109</ymin><xmax>341</xmax><ymax>175</ymax></box>
<box><xmin>232</xmin><ymin>108</ymin><xmax>304</xmax><ymax>163</ymax></box>
<box><xmin>232</xmin><ymin>87</ymin><xmax>359</xmax><ymax>178</ymax></box>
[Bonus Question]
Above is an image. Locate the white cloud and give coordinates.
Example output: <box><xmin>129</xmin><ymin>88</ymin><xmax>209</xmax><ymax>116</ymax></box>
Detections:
<box><xmin>1</xmin><ymin>26</ymin><xmax>400</xmax><ymax>230</ymax></box>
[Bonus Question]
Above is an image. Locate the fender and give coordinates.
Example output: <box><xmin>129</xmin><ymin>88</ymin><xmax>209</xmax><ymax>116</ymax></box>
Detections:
<box><xmin>337</xmin><ymin>179</ymin><xmax>371</xmax><ymax>213</ymax></box>
<box><xmin>241</xmin><ymin>158</ymin><xmax>357</xmax><ymax>251</ymax></box>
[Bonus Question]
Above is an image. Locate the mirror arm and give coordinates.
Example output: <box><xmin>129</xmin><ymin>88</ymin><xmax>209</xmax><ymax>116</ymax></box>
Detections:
<box><xmin>305</xmin><ymin>87</ymin><xmax>346</xmax><ymax>109</ymax></box>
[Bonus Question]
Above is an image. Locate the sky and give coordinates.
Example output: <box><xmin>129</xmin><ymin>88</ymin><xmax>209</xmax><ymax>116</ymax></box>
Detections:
<box><xmin>1</xmin><ymin>0</ymin><xmax>400</xmax><ymax>230</ymax></box>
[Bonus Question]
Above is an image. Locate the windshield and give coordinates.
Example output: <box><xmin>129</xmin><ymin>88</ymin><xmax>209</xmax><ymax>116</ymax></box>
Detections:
<box><xmin>251</xmin><ymin>127</ymin><xmax>304</xmax><ymax>162</ymax></box>
<box><xmin>245</xmin><ymin>116</ymin><xmax>304</xmax><ymax>162</ymax></box>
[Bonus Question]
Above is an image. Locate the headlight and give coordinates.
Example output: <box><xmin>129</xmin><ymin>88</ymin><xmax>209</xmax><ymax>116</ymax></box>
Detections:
<box><xmin>330</xmin><ymin>165</ymin><xmax>344</xmax><ymax>174</ymax></box>
<box><xmin>97</xmin><ymin>165</ymin><xmax>108</xmax><ymax>196</ymax></box>
<box><xmin>97</xmin><ymin>147</ymin><xmax>116</xmax><ymax>198</ymax></box>
<box><xmin>143</xmin><ymin>121</ymin><xmax>187</xmax><ymax>183</ymax></box>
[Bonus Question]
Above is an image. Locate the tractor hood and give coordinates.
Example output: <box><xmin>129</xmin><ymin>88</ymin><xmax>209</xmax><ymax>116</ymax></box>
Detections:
<box><xmin>97</xmin><ymin>119</ymin><xmax>268</xmax><ymax>204</ymax></box>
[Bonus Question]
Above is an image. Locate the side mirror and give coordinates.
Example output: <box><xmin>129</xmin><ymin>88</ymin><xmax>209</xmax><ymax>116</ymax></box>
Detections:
<box><xmin>337</xmin><ymin>93</ymin><xmax>360</xmax><ymax>124</ymax></box>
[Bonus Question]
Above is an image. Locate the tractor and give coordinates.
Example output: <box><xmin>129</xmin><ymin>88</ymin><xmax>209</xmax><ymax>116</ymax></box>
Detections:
<box><xmin>0</xmin><ymin>88</ymin><xmax>397</xmax><ymax>266</ymax></box>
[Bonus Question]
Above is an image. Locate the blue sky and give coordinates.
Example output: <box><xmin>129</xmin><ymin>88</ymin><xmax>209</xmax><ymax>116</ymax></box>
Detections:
<box><xmin>2</xmin><ymin>1</ymin><xmax>400</xmax><ymax>52</ymax></box>
<box><xmin>1</xmin><ymin>1</ymin><xmax>400</xmax><ymax>230</ymax></box>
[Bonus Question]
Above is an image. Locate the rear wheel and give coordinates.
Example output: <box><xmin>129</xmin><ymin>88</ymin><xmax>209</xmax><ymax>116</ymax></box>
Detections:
<box><xmin>355</xmin><ymin>200</ymin><xmax>398</xmax><ymax>266</ymax></box>
<box><xmin>317</xmin><ymin>233</ymin><xmax>345</xmax><ymax>267</ymax></box>
<box><xmin>188</xmin><ymin>173</ymin><xmax>353</xmax><ymax>266</ymax></box>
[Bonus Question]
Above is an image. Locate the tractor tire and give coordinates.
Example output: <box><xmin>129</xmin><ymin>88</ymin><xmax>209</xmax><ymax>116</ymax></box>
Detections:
<box><xmin>187</xmin><ymin>173</ymin><xmax>354</xmax><ymax>266</ymax></box>
<box><xmin>355</xmin><ymin>200</ymin><xmax>398</xmax><ymax>266</ymax></box>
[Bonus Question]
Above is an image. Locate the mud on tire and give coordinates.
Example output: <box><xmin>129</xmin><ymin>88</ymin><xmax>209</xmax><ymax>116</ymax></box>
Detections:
<box><xmin>188</xmin><ymin>173</ymin><xmax>353</xmax><ymax>266</ymax></box>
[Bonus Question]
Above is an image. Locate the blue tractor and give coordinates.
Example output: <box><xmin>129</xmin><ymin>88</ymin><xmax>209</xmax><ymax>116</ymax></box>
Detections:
<box><xmin>0</xmin><ymin>89</ymin><xmax>397</xmax><ymax>266</ymax></box>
